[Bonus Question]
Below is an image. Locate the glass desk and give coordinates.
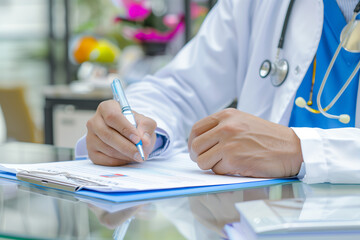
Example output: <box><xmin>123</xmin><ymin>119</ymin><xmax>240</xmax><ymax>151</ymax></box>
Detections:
<box><xmin>0</xmin><ymin>142</ymin><xmax>359</xmax><ymax>240</ymax></box>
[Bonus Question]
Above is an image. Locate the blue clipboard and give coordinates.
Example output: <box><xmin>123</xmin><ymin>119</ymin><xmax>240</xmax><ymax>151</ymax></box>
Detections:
<box><xmin>0</xmin><ymin>170</ymin><xmax>298</xmax><ymax>203</ymax></box>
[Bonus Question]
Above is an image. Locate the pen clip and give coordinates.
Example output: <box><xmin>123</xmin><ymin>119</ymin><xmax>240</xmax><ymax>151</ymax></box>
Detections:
<box><xmin>111</xmin><ymin>79</ymin><xmax>130</xmax><ymax>108</ymax></box>
<box><xmin>111</xmin><ymin>80</ymin><xmax>120</xmax><ymax>102</ymax></box>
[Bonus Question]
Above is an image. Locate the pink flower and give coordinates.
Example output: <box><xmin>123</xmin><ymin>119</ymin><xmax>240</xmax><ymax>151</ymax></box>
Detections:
<box><xmin>132</xmin><ymin>18</ymin><xmax>185</xmax><ymax>43</ymax></box>
<box><xmin>128</xmin><ymin>3</ymin><xmax>150</xmax><ymax>20</ymax></box>
<box><xmin>112</xmin><ymin>0</ymin><xmax>191</xmax><ymax>43</ymax></box>
<box><xmin>112</xmin><ymin>0</ymin><xmax>150</xmax><ymax>20</ymax></box>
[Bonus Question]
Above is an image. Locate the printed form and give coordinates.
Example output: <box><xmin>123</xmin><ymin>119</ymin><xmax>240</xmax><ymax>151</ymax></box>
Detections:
<box><xmin>0</xmin><ymin>153</ymin><xmax>270</xmax><ymax>192</ymax></box>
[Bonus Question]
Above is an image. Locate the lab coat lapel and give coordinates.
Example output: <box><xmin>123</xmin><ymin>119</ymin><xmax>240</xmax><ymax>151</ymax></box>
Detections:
<box><xmin>270</xmin><ymin>0</ymin><xmax>324</xmax><ymax>124</ymax></box>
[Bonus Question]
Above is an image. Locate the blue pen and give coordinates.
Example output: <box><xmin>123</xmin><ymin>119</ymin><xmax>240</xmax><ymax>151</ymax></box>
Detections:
<box><xmin>111</xmin><ymin>78</ymin><xmax>145</xmax><ymax>161</ymax></box>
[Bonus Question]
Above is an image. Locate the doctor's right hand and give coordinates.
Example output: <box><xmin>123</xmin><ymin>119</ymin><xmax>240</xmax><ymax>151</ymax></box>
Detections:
<box><xmin>86</xmin><ymin>100</ymin><xmax>157</xmax><ymax>166</ymax></box>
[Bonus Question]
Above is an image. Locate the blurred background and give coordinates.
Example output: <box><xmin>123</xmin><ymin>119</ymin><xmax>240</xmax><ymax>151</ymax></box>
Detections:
<box><xmin>0</xmin><ymin>0</ymin><xmax>216</xmax><ymax>148</ymax></box>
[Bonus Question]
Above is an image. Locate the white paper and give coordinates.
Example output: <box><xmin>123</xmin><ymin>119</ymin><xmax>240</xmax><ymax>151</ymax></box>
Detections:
<box><xmin>1</xmin><ymin>153</ymin><xmax>270</xmax><ymax>192</ymax></box>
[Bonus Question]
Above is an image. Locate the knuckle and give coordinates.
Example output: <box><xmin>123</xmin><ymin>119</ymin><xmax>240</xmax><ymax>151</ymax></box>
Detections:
<box><xmin>197</xmin><ymin>159</ymin><xmax>208</xmax><ymax>170</ymax></box>
<box><xmin>120</xmin><ymin>126</ymin><xmax>132</xmax><ymax>137</ymax></box>
<box><xmin>101</xmin><ymin>129</ymin><xmax>114</xmax><ymax>143</ymax></box>
<box><xmin>218</xmin><ymin>122</ymin><xmax>248</xmax><ymax>135</ymax></box>
<box><xmin>218</xmin><ymin>123</ymin><xmax>234</xmax><ymax>133</ymax></box>
<box><xmin>211</xmin><ymin>163</ymin><xmax>226</xmax><ymax>175</ymax></box>
<box><xmin>98</xmin><ymin>100</ymin><xmax>111</xmax><ymax>113</ymax></box>
<box><xmin>191</xmin><ymin>122</ymin><xmax>202</xmax><ymax>136</ymax></box>
<box><xmin>190</xmin><ymin>139</ymin><xmax>200</xmax><ymax>154</ymax></box>
<box><xmin>103</xmin><ymin>110</ymin><xmax>118</xmax><ymax>123</ymax></box>
<box><xmin>86</xmin><ymin>118</ymin><xmax>94</xmax><ymax>130</ymax></box>
<box><xmin>212</xmin><ymin>167</ymin><xmax>223</xmax><ymax>175</ymax></box>
<box><xmin>97</xmin><ymin>101</ymin><xmax>106</xmax><ymax>111</ymax></box>
<box><xmin>219</xmin><ymin>108</ymin><xmax>237</xmax><ymax>118</ymax></box>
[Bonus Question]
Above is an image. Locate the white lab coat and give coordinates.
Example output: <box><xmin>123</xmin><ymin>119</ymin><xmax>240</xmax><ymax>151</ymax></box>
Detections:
<box><xmin>76</xmin><ymin>0</ymin><xmax>360</xmax><ymax>184</ymax></box>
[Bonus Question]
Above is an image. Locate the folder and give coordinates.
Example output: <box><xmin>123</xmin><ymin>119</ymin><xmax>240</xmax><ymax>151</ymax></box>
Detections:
<box><xmin>0</xmin><ymin>154</ymin><xmax>298</xmax><ymax>203</ymax></box>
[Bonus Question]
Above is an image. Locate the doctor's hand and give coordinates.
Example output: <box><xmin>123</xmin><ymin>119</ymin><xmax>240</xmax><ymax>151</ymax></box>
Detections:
<box><xmin>86</xmin><ymin>100</ymin><xmax>157</xmax><ymax>166</ymax></box>
<box><xmin>188</xmin><ymin>108</ymin><xmax>303</xmax><ymax>178</ymax></box>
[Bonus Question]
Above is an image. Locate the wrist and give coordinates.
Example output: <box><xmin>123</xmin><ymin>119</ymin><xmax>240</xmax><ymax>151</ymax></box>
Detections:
<box><xmin>290</xmin><ymin>129</ymin><xmax>304</xmax><ymax>176</ymax></box>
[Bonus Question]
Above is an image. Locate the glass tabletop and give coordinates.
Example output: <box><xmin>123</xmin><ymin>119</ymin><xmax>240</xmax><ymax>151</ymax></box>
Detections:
<box><xmin>1</xmin><ymin>142</ymin><xmax>359</xmax><ymax>240</ymax></box>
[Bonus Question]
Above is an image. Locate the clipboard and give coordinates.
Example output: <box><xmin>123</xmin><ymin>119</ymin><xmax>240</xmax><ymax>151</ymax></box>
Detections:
<box><xmin>16</xmin><ymin>170</ymin><xmax>112</xmax><ymax>192</ymax></box>
<box><xmin>17</xmin><ymin>171</ymin><xmax>83</xmax><ymax>192</ymax></box>
<box><xmin>0</xmin><ymin>156</ymin><xmax>299</xmax><ymax>203</ymax></box>
<box><xmin>0</xmin><ymin>170</ymin><xmax>297</xmax><ymax>203</ymax></box>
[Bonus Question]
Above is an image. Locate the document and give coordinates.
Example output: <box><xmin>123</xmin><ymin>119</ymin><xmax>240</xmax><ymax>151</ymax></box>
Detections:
<box><xmin>0</xmin><ymin>152</ymin><xmax>273</xmax><ymax>193</ymax></box>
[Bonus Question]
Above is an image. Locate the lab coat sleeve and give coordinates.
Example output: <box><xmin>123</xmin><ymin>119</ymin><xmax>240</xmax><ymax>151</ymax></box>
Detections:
<box><xmin>124</xmin><ymin>0</ymin><xmax>240</xmax><ymax>157</ymax></box>
<box><xmin>292</xmin><ymin>127</ymin><xmax>360</xmax><ymax>184</ymax></box>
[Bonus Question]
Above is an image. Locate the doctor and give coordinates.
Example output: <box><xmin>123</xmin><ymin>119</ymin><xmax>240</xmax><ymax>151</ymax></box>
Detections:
<box><xmin>77</xmin><ymin>0</ymin><xmax>360</xmax><ymax>184</ymax></box>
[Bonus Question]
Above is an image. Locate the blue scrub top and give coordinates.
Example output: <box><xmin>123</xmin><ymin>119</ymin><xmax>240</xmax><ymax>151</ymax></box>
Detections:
<box><xmin>289</xmin><ymin>0</ymin><xmax>360</xmax><ymax>128</ymax></box>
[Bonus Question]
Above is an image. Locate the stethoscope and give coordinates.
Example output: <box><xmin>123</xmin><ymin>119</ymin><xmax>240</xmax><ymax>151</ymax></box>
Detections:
<box><xmin>259</xmin><ymin>0</ymin><xmax>295</xmax><ymax>86</ymax></box>
<box><xmin>259</xmin><ymin>0</ymin><xmax>360</xmax><ymax>124</ymax></box>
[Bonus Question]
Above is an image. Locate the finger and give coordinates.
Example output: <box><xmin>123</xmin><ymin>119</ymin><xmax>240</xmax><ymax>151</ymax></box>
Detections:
<box><xmin>211</xmin><ymin>159</ymin><xmax>234</xmax><ymax>175</ymax></box>
<box><xmin>98</xmin><ymin>100</ymin><xmax>141</xmax><ymax>144</ymax></box>
<box><xmin>135</xmin><ymin>112</ymin><xmax>157</xmax><ymax>147</ymax></box>
<box><xmin>196</xmin><ymin>143</ymin><xmax>223</xmax><ymax>170</ymax></box>
<box><xmin>87</xmin><ymin>131</ymin><xmax>134</xmax><ymax>163</ymax></box>
<box><xmin>188</xmin><ymin>115</ymin><xmax>219</xmax><ymax>151</ymax></box>
<box><xmin>89</xmin><ymin>150</ymin><xmax>134</xmax><ymax>166</ymax></box>
<box><xmin>142</xmin><ymin>132</ymin><xmax>157</xmax><ymax>160</ymax></box>
<box><xmin>88</xmin><ymin>113</ymin><xmax>143</xmax><ymax>162</ymax></box>
<box><xmin>189</xmin><ymin>126</ymin><xmax>220</xmax><ymax>160</ymax></box>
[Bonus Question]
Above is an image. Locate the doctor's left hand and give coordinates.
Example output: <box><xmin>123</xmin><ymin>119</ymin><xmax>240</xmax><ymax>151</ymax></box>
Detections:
<box><xmin>188</xmin><ymin>108</ymin><xmax>303</xmax><ymax>178</ymax></box>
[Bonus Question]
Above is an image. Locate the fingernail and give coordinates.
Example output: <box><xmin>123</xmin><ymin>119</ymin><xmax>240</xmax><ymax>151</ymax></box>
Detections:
<box><xmin>134</xmin><ymin>152</ymin><xmax>143</xmax><ymax>162</ymax></box>
<box><xmin>130</xmin><ymin>134</ymin><xmax>141</xmax><ymax>144</ymax></box>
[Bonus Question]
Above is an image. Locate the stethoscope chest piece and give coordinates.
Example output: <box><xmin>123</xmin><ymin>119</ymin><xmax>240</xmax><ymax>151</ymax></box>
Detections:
<box><xmin>259</xmin><ymin>59</ymin><xmax>289</xmax><ymax>86</ymax></box>
<box><xmin>259</xmin><ymin>0</ymin><xmax>295</xmax><ymax>87</ymax></box>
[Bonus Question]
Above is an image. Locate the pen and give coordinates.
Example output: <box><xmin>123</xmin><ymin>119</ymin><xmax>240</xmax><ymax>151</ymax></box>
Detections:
<box><xmin>111</xmin><ymin>78</ymin><xmax>145</xmax><ymax>161</ymax></box>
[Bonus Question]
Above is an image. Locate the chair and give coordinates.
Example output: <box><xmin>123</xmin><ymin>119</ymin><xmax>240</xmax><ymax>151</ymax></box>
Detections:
<box><xmin>0</xmin><ymin>85</ymin><xmax>43</xmax><ymax>143</ymax></box>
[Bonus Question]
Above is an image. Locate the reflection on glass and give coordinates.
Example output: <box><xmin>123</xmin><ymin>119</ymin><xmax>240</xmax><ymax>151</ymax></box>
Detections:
<box><xmin>87</xmin><ymin>185</ymin><xmax>276</xmax><ymax>240</ymax></box>
<box><xmin>224</xmin><ymin>183</ymin><xmax>360</xmax><ymax>239</ymax></box>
